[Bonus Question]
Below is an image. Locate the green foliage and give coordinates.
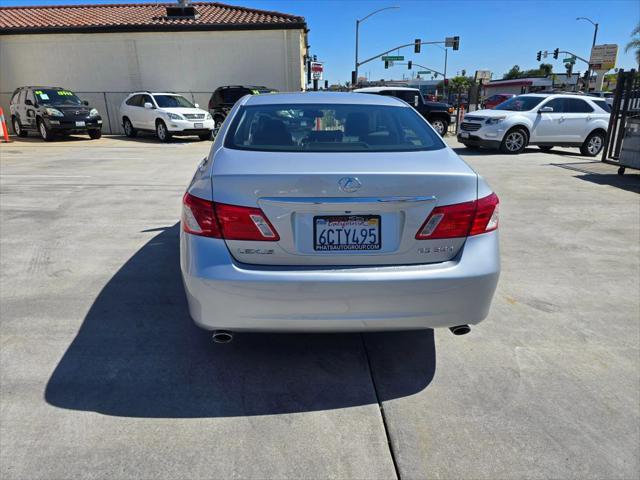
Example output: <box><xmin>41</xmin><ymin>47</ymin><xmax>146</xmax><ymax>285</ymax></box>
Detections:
<box><xmin>503</xmin><ymin>65</ymin><xmax>522</xmax><ymax>79</ymax></box>
<box><xmin>503</xmin><ymin>63</ymin><xmax>553</xmax><ymax>79</ymax></box>
<box><xmin>625</xmin><ymin>22</ymin><xmax>640</xmax><ymax>65</ymax></box>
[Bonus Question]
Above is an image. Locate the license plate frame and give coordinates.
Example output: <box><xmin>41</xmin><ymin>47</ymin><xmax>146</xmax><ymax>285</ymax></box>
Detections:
<box><xmin>313</xmin><ymin>215</ymin><xmax>381</xmax><ymax>251</ymax></box>
<box><xmin>75</xmin><ymin>121</ymin><xmax>86</xmax><ymax>127</ymax></box>
<box><xmin>459</xmin><ymin>131</ymin><xmax>469</xmax><ymax>139</ymax></box>
<box><xmin>194</xmin><ymin>122</ymin><xmax>204</xmax><ymax>128</ymax></box>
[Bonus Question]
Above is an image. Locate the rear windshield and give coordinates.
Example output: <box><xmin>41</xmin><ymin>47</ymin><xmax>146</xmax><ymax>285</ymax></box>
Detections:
<box><xmin>494</xmin><ymin>96</ymin><xmax>545</xmax><ymax>111</ymax></box>
<box><xmin>34</xmin><ymin>89</ymin><xmax>82</xmax><ymax>106</ymax></box>
<box><xmin>153</xmin><ymin>95</ymin><xmax>194</xmax><ymax>108</ymax></box>
<box><xmin>224</xmin><ymin>103</ymin><xmax>446</xmax><ymax>152</ymax></box>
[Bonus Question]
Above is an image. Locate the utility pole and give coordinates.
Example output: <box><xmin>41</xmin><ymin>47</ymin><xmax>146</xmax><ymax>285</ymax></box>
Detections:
<box><xmin>576</xmin><ymin>16</ymin><xmax>599</xmax><ymax>92</ymax></box>
<box><xmin>354</xmin><ymin>6</ymin><xmax>399</xmax><ymax>86</ymax></box>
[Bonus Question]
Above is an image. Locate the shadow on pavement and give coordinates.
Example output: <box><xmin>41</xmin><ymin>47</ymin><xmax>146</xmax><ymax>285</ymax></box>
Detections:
<box><xmin>45</xmin><ymin>224</ymin><xmax>436</xmax><ymax>418</ymax></box>
<box><xmin>7</xmin><ymin>134</ymin><xmax>95</xmax><ymax>144</ymax></box>
<box><xmin>107</xmin><ymin>134</ymin><xmax>209</xmax><ymax>145</ymax></box>
<box><xmin>551</xmin><ymin>161</ymin><xmax>640</xmax><ymax>194</ymax></box>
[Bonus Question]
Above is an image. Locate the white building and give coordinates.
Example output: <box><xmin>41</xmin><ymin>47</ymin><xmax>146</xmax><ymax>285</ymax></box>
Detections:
<box><xmin>0</xmin><ymin>1</ymin><xmax>308</xmax><ymax>133</ymax></box>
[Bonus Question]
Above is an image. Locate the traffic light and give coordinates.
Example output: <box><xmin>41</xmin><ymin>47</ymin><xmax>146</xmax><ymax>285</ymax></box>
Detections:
<box><xmin>553</xmin><ymin>48</ymin><xmax>559</xmax><ymax>60</ymax></box>
<box><xmin>536</xmin><ymin>50</ymin><xmax>542</xmax><ymax>62</ymax></box>
<box><xmin>408</xmin><ymin>60</ymin><xmax>412</xmax><ymax>70</ymax></box>
<box><xmin>452</xmin><ymin>36</ymin><xmax>460</xmax><ymax>51</ymax></box>
<box><xmin>444</xmin><ymin>78</ymin><xmax>449</xmax><ymax>87</ymax></box>
<box><xmin>414</xmin><ymin>39</ymin><xmax>421</xmax><ymax>53</ymax></box>
<box><xmin>565</xmin><ymin>62</ymin><xmax>573</xmax><ymax>79</ymax></box>
<box><xmin>384</xmin><ymin>60</ymin><xmax>389</xmax><ymax>69</ymax></box>
<box><xmin>351</xmin><ymin>70</ymin><xmax>356</xmax><ymax>85</ymax></box>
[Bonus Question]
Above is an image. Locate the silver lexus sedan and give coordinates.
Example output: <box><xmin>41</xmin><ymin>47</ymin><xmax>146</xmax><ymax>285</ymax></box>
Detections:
<box><xmin>180</xmin><ymin>92</ymin><xmax>500</xmax><ymax>339</ymax></box>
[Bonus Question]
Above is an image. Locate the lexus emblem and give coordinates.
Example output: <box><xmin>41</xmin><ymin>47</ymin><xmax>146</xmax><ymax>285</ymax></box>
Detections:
<box><xmin>338</xmin><ymin>177</ymin><xmax>362</xmax><ymax>193</ymax></box>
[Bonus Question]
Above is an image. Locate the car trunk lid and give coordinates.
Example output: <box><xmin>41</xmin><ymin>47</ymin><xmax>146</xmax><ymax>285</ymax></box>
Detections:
<box><xmin>210</xmin><ymin>147</ymin><xmax>477</xmax><ymax>266</ymax></box>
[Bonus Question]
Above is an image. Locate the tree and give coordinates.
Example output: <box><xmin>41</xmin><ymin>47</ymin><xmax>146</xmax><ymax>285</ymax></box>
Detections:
<box><xmin>503</xmin><ymin>65</ymin><xmax>522</xmax><ymax>79</ymax></box>
<box><xmin>625</xmin><ymin>23</ymin><xmax>640</xmax><ymax>66</ymax></box>
<box><xmin>539</xmin><ymin>63</ymin><xmax>553</xmax><ymax>76</ymax></box>
<box><xmin>449</xmin><ymin>75</ymin><xmax>472</xmax><ymax>91</ymax></box>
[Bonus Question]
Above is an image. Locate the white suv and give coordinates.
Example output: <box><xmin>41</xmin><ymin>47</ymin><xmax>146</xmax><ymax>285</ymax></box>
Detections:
<box><xmin>458</xmin><ymin>94</ymin><xmax>610</xmax><ymax>156</ymax></box>
<box><xmin>120</xmin><ymin>92</ymin><xmax>215</xmax><ymax>142</ymax></box>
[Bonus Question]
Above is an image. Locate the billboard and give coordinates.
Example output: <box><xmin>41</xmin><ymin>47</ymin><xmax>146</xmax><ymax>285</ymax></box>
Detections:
<box><xmin>589</xmin><ymin>44</ymin><xmax>618</xmax><ymax>71</ymax></box>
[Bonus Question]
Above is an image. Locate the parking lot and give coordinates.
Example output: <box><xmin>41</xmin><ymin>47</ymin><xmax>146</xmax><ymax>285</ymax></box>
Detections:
<box><xmin>0</xmin><ymin>135</ymin><xmax>638</xmax><ymax>479</ymax></box>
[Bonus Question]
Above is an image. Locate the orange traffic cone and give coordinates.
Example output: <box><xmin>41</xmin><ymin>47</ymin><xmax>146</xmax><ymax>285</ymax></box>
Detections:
<box><xmin>0</xmin><ymin>107</ymin><xmax>10</xmax><ymax>143</ymax></box>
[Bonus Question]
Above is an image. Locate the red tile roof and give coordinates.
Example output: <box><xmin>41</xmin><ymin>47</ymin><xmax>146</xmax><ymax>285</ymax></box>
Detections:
<box><xmin>0</xmin><ymin>2</ymin><xmax>306</xmax><ymax>34</ymax></box>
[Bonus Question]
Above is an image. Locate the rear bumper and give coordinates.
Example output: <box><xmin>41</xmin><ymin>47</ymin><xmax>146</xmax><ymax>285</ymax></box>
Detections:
<box><xmin>180</xmin><ymin>231</ymin><xmax>500</xmax><ymax>332</ymax></box>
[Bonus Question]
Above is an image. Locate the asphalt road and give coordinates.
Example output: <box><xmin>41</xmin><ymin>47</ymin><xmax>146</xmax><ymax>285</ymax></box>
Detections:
<box><xmin>1</xmin><ymin>134</ymin><xmax>638</xmax><ymax>479</ymax></box>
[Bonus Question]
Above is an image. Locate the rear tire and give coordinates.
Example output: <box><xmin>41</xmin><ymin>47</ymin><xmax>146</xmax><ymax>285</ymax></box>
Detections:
<box><xmin>580</xmin><ymin>131</ymin><xmax>605</xmax><ymax>157</ymax></box>
<box><xmin>12</xmin><ymin>116</ymin><xmax>28</xmax><ymax>137</ymax></box>
<box><xmin>88</xmin><ymin>129</ymin><xmax>102</xmax><ymax>140</ymax></box>
<box><xmin>500</xmin><ymin>127</ymin><xmax>527</xmax><ymax>154</ymax></box>
<box><xmin>156</xmin><ymin>120</ymin><xmax>171</xmax><ymax>142</ymax></box>
<box><xmin>38</xmin><ymin>119</ymin><xmax>55</xmax><ymax>142</ymax></box>
<box><xmin>539</xmin><ymin>145</ymin><xmax>553</xmax><ymax>152</ymax></box>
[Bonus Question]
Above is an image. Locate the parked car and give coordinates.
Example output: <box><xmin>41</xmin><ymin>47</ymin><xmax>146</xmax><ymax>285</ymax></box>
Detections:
<box><xmin>180</xmin><ymin>92</ymin><xmax>500</xmax><ymax>340</ymax></box>
<box><xmin>354</xmin><ymin>87</ymin><xmax>454</xmax><ymax>136</ymax></box>
<box><xmin>9</xmin><ymin>86</ymin><xmax>102</xmax><ymax>141</ymax></box>
<box><xmin>208</xmin><ymin>85</ymin><xmax>278</xmax><ymax>126</ymax></box>
<box><xmin>457</xmin><ymin>93</ymin><xmax>610</xmax><ymax>156</ymax></box>
<box><xmin>120</xmin><ymin>92</ymin><xmax>215</xmax><ymax>142</ymax></box>
<box><xmin>482</xmin><ymin>93</ymin><xmax>516</xmax><ymax>109</ymax></box>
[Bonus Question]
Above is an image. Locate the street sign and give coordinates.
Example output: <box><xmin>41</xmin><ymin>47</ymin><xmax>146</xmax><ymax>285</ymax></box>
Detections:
<box><xmin>381</xmin><ymin>55</ymin><xmax>404</xmax><ymax>61</ymax></box>
<box><xmin>589</xmin><ymin>44</ymin><xmax>618</xmax><ymax>71</ymax></box>
<box><xmin>310</xmin><ymin>61</ymin><xmax>323</xmax><ymax>80</ymax></box>
<box><xmin>417</xmin><ymin>70</ymin><xmax>430</xmax><ymax>74</ymax></box>
<box><xmin>563</xmin><ymin>56</ymin><xmax>576</xmax><ymax>64</ymax></box>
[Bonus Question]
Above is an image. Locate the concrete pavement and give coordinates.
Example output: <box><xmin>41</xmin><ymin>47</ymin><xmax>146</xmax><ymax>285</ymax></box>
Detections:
<box><xmin>0</xmin><ymin>135</ymin><xmax>638</xmax><ymax>479</ymax></box>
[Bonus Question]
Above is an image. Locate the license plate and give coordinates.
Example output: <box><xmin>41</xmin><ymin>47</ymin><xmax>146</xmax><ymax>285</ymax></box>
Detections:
<box><xmin>75</xmin><ymin>121</ymin><xmax>85</xmax><ymax>127</ymax></box>
<box><xmin>460</xmin><ymin>132</ymin><xmax>469</xmax><ymax>138</ymax></box>
<box><xmin>194</xmin><ymin>123</ymin><xmax>203</xmax><ymax>128</ymax></box>
<box><xmin>314</xmin><ymin>215</ymin><xmax>381</xmax><ymax>251</ymax></box>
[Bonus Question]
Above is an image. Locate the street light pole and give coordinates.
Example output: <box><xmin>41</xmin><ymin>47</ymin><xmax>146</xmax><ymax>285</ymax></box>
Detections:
<box><xmin>576</xmin><ymin>16</ymin><xmax>599</xmax><ymax>92</ymax></box>
<box><xmin>354</xmin><ymin>6</ymin><xmax>399</xmax><ymax>85</ymax></box>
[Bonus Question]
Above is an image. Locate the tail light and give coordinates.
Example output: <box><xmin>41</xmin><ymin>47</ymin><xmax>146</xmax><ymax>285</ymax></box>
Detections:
<box><xmin>416</xmin><ymin>193</ymin><xmax>499</xmax><ymax>239</ymax></box>
<box><xmin>182</xmin><ymin>193</ymin><xmax>279</xmax><ymax>241</ymax></box>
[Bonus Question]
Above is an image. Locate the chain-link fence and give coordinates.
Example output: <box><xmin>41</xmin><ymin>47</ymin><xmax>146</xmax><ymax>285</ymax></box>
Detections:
<box><xmin>0</xmin><ymin>91</ymin><xmax>213</xmax><ymax>135</ymax></box>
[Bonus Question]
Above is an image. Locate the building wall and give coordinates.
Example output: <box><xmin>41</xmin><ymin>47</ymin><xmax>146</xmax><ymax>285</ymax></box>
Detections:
<box><xmin>0</xmin><ymin>29</ymin><xmax>306</xmax><ymax>132</ymax></box>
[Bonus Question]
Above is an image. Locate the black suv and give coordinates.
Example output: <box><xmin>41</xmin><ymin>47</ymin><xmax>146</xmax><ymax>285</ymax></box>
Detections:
<box><xmin>208</xmin><ymin>85</ymin><xmax>277</xmax><ymax>125</ymax></box>
<box><xmin>9</xmin><ymin>86</ymin><xmax>103</xmax><ymax>141</ymax></box>
<box><xmin>354</xmin><ymin>87</ymin><xmax>453</xmax><ymax>136</ymax></box>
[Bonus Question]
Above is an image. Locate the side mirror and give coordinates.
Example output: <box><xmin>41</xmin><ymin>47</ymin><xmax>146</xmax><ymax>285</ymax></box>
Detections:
<box><xmin>414</xmin><ymin>96</ymin><xmax>419</xmax><ymax>107</ymax></box>
<box><xmin>82</xmin><ymin>100</ymin><xmax>89</xmax><ymax>106</ymax></box>
<box><xmin>24</xmin><ymin>99</ymin><xmax>33</xmax><ymax>106</ymax></box>
<box><xmin>539</xmin><ymin>106</ymin><xmax>554</xmax><ymax>113</ymax></box>
<box><xmin>144</xmin><ymin>102</ymin><xmax>154</xmax><ymax>109</ymax></box>
<box><xmin>194</xmin><ymin>103</ymin><xmax>200</xmax><ymax>108</ymax></box>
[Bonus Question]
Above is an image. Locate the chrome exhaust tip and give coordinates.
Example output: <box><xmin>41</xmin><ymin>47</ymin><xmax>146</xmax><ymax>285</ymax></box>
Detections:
<box><xmin>449</xmin><ymin>325</ymin><xmax>471</xmax><ymax>336</ymax></box>
<box><xmin>212</xmin><ymin>330</ymin><xmax>233</xmax><ymax>344</ymax></box>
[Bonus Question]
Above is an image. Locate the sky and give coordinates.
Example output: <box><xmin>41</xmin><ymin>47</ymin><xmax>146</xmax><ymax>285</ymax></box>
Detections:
<box><xmin>2</xmin><ymin>0</ymin><xmax>639</xmax><ymax>84</ymax></box>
